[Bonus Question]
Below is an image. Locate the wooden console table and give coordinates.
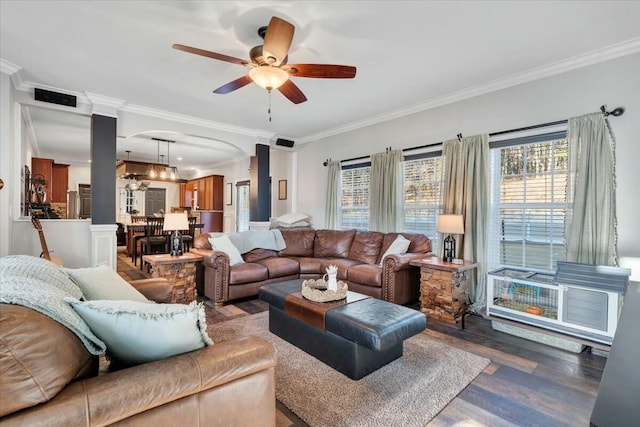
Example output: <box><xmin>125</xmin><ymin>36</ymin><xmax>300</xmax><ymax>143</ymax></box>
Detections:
<box><xmin>142</xmin><ymin>252</ymin><xmax>203</xmax><ymax>304</ymax></box>
<box><xmin>410</xmin><ymin>257</ymin><xmax>478</xmax><ymax>328</ymax></box>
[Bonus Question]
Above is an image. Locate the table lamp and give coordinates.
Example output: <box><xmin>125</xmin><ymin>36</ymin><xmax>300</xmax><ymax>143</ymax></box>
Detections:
<box><xmin>163</xmin><ymin>212</ymin><xmax>189</xmax><ymax>256</ymax></box>
<box><xmin>436</xmin><ymin>214</ymin><xmax>464</xmax><ymax>263</ymax></box>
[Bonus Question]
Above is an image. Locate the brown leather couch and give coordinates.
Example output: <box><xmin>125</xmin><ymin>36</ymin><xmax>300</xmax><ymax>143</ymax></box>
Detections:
<box><xmin>0</xmin><ymin>279</ymin><xmax>277</xmax><ymax>426</ymax></box>
<box><xmin>192</xmin><ymin>229</ymin><xmax>433</xmax><ymax>307</ymax></box>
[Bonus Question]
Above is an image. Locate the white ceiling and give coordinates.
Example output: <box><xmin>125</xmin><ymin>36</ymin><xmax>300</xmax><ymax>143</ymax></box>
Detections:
<box><xmin>2</xmin><ymin>1</ymin><xmax>640</xmax><ymax>170</ymax></box>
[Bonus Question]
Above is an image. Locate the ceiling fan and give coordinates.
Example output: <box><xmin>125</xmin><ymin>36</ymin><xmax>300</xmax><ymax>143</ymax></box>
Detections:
<box><xmin>173</xmin><ymin>16</ymin><xmax>356</xmax><ymax>104</ymax></box>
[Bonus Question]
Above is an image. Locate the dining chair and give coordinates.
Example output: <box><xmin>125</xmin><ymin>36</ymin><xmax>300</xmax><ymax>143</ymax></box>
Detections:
<box><xmin>129</xmin><ymin>215</ymin><xmax>149</xmax><ymax>263</ymax></box>
<box><xmin>181</xmin><ymin>216</ymin><xmax>198</xmax><ymax>253</ymax></box>
<box><xmin>138</xmin><ymin>217</ymin><xmax>168</xmax><ymax>270</ymax></box>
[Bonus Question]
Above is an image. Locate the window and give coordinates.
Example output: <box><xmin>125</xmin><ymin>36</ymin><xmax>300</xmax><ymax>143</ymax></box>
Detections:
<box><xmin>489</xmin><ymin>132</ymin><xmax>569</xmax><ymax>271</ymax></box>
<box><xmin>125</xmin><ymin>189</ymin><xmax>135</xmax><ymax>214</ymax></box>
<box><xmin>236</xmin><ymin>181</ymin><xmax>250</xmax><ymax>232</ymax></box>
<box><xmin>340</xmin><ymin>164</ymin><xmax>370</xmax><ymax>230</ymax></box>
<box><xmin>403</xmin><ymin>155</ymin><xmax>444</xmax><ymax>247</ymax></box>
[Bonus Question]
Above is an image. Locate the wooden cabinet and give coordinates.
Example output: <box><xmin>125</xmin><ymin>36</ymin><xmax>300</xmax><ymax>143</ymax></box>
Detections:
<box><xmin>211</xmin><ymin>175</ymin><xmax>224</xmax><ymax>210</ymax></box>
<box><xmin>190</xmin><ymin>175</ymin><xmax>223</xmax><ymax>211</ymax></box>
<box><xmin>200</xmin><ymin>211</ymin><xmax>223</xmax><ymax>233</ymax></box>
<box><xmin>51</xmin><ymin>163</ymin><xmax>69</xmax><ymax>203</ymax></box>
<box><xmin>180</xmin><ymin>182</ymin><xmax>195</xmax><ymax>208</ymax></box>
<box><xmin>200</xmin><ymin>178</ymin><xmax>211</xmax><ymax>211</ymax></box>
<box><xmin>31</xmin><ymin>157</ymin><xmax>54</xmax><ymax>191</ymax></box>
<box><xmin>184</xmin><ymin>174</ymin><xmax>224</xmax><ymax>232</ymax></box>
<box><xmin>31</xmin><ymin>157</ymin><xmax>68</xmax><ymax>204</ymax></box>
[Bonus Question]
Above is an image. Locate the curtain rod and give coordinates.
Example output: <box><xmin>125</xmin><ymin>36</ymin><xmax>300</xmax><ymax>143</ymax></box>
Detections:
<box><xmin>326</xmin><ymin>105</ymin><xmax>624</xmax><ymax>166</ymax></box>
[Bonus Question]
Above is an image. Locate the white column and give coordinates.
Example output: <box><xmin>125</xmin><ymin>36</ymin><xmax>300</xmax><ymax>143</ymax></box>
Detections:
<box><xmin>90</xmin><ymin>224</ymin><xmax>118</xmax><ymax>268</ymax></box>
<box><xmin>0</xmin><ymin>60</ymin><xmax>21</xmax><ymax>256</ymax></box>
<box><xmin>291</xmin><ymin>151</ymin><xmax>298</xmax><ymax>213</ymax></box>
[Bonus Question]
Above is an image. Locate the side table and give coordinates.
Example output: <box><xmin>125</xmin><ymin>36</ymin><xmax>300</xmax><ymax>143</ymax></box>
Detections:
<box><xmin>142</xmin><ymin>252</ymin><xmax>204</xmax><ymax>304</ymax></box>
<box><xmin>410</xmin><ymin>257</ymin><xmax>479</xmax><ymax>328</ymax></box>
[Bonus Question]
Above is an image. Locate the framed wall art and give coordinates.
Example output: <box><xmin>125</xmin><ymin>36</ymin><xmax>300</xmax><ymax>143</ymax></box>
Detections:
<box><xmin>226</xmin><ymin>183</ymin><xmax>233</xmax><ymax>205</ymax></box>
<box><xmin>278</xmin><ymin>180</ymin><xmax>287</xmax><ymax>200</ymax></box>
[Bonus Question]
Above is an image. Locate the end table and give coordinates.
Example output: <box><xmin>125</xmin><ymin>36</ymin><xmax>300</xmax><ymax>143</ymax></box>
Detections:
<box><xmin>142</xmin><ymin>252</ymin><xmax>203</xmax><ymax>304</ymax></box>
<box><xmin>410</xmin><ymin>257</ymin><xmax>479</xmax><ymax>328</ymax></box>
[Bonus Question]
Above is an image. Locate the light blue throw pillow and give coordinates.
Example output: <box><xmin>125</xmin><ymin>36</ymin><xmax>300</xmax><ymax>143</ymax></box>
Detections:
<box><xmin>66</xmin><ymin>299</ymin><xmax>213</xmax><ymax>366</ymax></box>
<box><xmin>64</xmin><ymin>265</ymin><xmax>148</xmax><ymax>302</ymax></box>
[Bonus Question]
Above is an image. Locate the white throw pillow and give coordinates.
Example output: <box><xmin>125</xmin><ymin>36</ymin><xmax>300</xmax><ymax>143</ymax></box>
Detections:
<box><xmin>64</xmin><ymin>265</ymin><xmax>148</xmax><ymax>302</ymax></box>
<box><xmin>276</xmin><ymin>212</ymin><xmax>309</xmax><ymax>225</ymax></box>
<box><xmin>379</xmin><ymin>235</ymin><xmax>411</xmax><ymax>266</ymax></box>
<box><xmin>66</xmin><ymin>299</ymin><xmax>213</xmax><ymax>367</ymax></box>
<box><xmin>208</xmin><ymin>235</ymin><xmax>245</xmax><ymax>266</ymax></box>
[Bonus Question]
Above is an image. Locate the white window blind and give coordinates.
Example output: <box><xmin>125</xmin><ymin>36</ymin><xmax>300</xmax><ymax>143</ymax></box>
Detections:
<box><xmin>489</xmin><ymin>136</ymin><xmax>569</xmax><ymax>271</ymax></box>
<box><xmin>403</xmin><ymin>156</ymin><xmax>444</xmax><ymax>247</ymax></box>
<box><xmin>341</xmin><ymin>165</ymin><xmax>370</xmax><ymax>230</ymax></box>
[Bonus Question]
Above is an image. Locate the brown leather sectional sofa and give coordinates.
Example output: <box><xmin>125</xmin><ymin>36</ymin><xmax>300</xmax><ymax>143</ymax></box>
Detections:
<box><xmin>192</xmin><ymin>229</ymin><xmax>433</xmax><ymax>307</ymax></box>
<box><xmin>0</xmin><ymin>279</ymin><xmax>277</xmax><ymax>426</ymax></box>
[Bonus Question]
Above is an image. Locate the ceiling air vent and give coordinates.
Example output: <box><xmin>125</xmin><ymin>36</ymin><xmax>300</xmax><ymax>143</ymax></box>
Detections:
<box><xmin>34</xmin><ymin>88</ymin><xmax>77</xmax><ymax>108</ymax></box>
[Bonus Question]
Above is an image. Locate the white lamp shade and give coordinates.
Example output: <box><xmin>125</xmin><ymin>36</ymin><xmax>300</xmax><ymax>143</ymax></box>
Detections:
<box><xmin>249</xmin><ymin>66</ymin><xmax>289</xmax><ymax>90</ymax></box>
<box><xmin>163</xmin><ymin>212</ymin><xmax>189</xmax><ymax>232</ymax></box>
<box><xmin>436</xmin><ymin>214</ymin><xmax>464</xmax><ymax>234</ymax></box>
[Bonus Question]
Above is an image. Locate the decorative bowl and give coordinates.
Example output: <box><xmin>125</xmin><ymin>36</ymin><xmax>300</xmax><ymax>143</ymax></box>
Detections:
<box><xmin>301</xmin><ymin>279</ymin><xmax>348</xmax><ymax>302</ymax></box>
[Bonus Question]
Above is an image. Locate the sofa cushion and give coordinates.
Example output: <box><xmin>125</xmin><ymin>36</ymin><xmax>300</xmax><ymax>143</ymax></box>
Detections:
<box><xmin>314</xmin><ymin>229</ymin><xmax>357</xmax><ymax>258</ymax></box>
<box><xmin>64</xmin><ymin>265</ymin><xmax>148</xmax><ymax>302</ymax></box>
<box><xmin>254</xmin><ymin>257</ymin><xmax>300</xmax><ymax>279</ymax></box>
<box><xmin>279</xmin><ymin>229</ymin><xmax>316</xmax><ymax>257</ymax></box>
<box><xmin>243</xmin><ymin>248</ymin><xmax>279</xmax><ymax>262</ymax></box>
<box><xmin>0</xmin><ymin>255</ymin><xmax>83</xmax><ymax>299</ymax></box>
<box><xmin>319</xmin><ymin>258</ymin><xmax>363</xmax><ymax>280</ymax></box>
<box><xmin>379</xmin><ymin>233</ymin><xmax>432</xmax><ymax>264</ymax></box>
<box><xmin>66</xmin><ymin>300</ymin><xmax>213</xmax><ymax>368</ymax></box>
<box><xmin>347</xmin><ymin>264</ymin><xmax>383</xmax><ymax>287</ymax></box>
<box><xmin>229</xmin><ymin>263</ymin><xmax>269</xmax><ymax>285</ymax></box>
<box><xmin>0</xmin><ymin>304</ymin><xmax>97</xmax><ymax>417</ymax></box>
<box><xmin>294</xmin><ymin>257</ymin><xmax>324</xmax><ymax>275</ymax></box>
<box><xmin>348</xmin><ymin>231</ymin><xmax>384</xmax><ymax>265</ymax></box>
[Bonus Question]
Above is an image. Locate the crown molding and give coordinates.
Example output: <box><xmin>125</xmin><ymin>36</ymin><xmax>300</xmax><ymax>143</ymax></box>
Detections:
<box><xmin>22</xmin><ymin>106</ymin><xmax>40</xmax><ymax>157</ymax></box>
<box><xmin>0</xmin><ymin>58</ymin><xmax>21</xmax><ymax>75</ymax></box>
<box><xmin>298</xmin><ymin>37</ymin><xmax>640</xmax><ymax>144</ymax></box>
<box><xmin>85</xmin><ymin>92</ymin><xmax>126</xmax><ymax>117</ymax></box>
<box><xmin>120</xmin><ymin>103</ymin><xmax>275</xmax><ymax>140</ymax></box>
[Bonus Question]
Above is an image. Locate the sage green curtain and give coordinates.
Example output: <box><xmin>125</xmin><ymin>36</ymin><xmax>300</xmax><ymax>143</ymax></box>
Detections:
<box><xmin>370</xmin><ymin>149</ymin><xmax>404</xmax><ymax>232</ymax></box>
<box><xmin>566</xmin><ymin>113</ymin><xmax>617</xmax><ymax>266</ymax></box>
<box><xmin>324</xmin><ymin>160</ymin><xmax>342</xmax><ymax>229</ymax></box>
<box><xmin>442</xmin><ymin>135</ymin><xmax>490</xmax><ymax>311</ymax></box>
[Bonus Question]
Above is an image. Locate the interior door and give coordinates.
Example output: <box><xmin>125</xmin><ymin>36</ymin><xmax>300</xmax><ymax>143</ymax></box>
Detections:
<box><xmin>78</xmin><ymin>184</ymin><xmax>91</xmax><ymax>219</ymax></box>
<box><xmin>145</xmin><ymin>188</ymin><xmax>166</xmax><ymax>216</ymax></box>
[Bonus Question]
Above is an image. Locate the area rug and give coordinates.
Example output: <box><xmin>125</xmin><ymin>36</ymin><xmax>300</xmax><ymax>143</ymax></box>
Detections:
<box><xmin>208</xmin><ymin>312</ymin><xmax>490</xmax><ymax>427</ymax></box>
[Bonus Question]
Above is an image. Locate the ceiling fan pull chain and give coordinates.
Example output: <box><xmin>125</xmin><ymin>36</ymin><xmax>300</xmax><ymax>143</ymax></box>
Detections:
<box><xmin>268</xmin><ymin>90</ymin><xmax>272</xmax><ymax>122</ymax></box>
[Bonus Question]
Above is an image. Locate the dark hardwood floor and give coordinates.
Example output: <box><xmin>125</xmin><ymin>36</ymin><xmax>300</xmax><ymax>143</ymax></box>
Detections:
<box><xmin>117</xmin><ymin>248</ymin><xmax>605</xmax><ymax>426</ymax></box>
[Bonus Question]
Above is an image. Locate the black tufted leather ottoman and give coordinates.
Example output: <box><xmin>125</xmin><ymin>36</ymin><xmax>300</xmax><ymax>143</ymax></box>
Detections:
<box><xmin>259</xmin><ymin>280</ymin><xmax>427</xmax><ymax>380</ymax></box>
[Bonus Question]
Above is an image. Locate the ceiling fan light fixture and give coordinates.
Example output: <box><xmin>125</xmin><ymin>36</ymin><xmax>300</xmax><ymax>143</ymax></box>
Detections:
<box><xmin>249</xmin><ymin>66</ymin><xmax>288</xmax><ymax>91</ymax></box>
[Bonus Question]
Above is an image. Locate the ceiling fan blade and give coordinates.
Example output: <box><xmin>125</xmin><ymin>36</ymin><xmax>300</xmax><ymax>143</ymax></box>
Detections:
<box><xmin>278</xmin><ymin>80</ymin><xmax>307</xmax><ymax>104</ymax></box>
<box><xmin>213</xmin><ymin>75</ymin><xmax>253</xmax><ymax>94</ymax></box>
<box><xmin>283</xmin><ymin>64</ymin><xmax>357</xmax><ymax>79</ymax></box>
<box><xmin>262</xmin><ymin>17</ymin><xmax>294</xmax><ymax>66</ymax></box>
<box><xmin>173</xmin><ymin>44</ymin><xmax>248</xmax><ymax>66</ymax></box>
